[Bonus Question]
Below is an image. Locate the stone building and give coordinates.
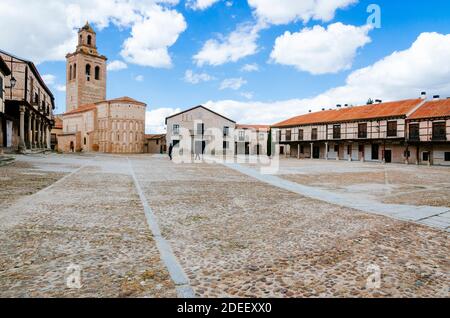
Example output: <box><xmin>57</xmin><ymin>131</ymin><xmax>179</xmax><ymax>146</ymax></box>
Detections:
<box><xmin>59</xmin><ymin>22</ymin><xmax>146</xmax><ymax>154</ymax></box>
<box><xmin>144</xmin><ymin>134</ymin><xmax>167</xmax><ymax>154</ymax></box>
<box><xmin>66</xmin><ymin>22</ymin><xmax>107</xmax><ymax>113</ymax></box>
<box><xmin>166</xmin><ymin>105</ymin><xmax>269</xmax><ymax>156</ymax></box>
<box><xmin>0</xmin><ymin>55</ymin><xmax>11</xmax><ymax>154</ymax></box>
<box><xmin>0</xmin><ymin>50</ymin><xmax>55</xmax><ymax>153</ymax></box>
<box><xmin>272</xmin><ymin>94</ymin><xmax>450</xmax><ymax>166</ymax></box>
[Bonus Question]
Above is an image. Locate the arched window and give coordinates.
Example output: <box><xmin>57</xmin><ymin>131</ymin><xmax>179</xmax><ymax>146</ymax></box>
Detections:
<box><xmin>69</xmin><ymin>65</ymin><xmax>72</xmax><ymax>81</ymax></box>
<box><xmin>95</xmin><ymin>66</ymin><xmax>100</xmax><ymax>80</ymax></box>
<box><xmin>73</xmin><ymin>64</ymin><xmax>77</xmax><ymax>79</ymax></box>
<box><xmin>87</xmin><ymin>35</ymin><xmax>92</xmax><ymax>46</ymax></box>
<box><xmin>85</xmin><ymin>64</ymin><xmax>91</xmax><ymax>81</ymax></box>
<box><xmin>79</xmin><ymin>34</ymin><xmax>82</xmax><ymax>45</ymax></box>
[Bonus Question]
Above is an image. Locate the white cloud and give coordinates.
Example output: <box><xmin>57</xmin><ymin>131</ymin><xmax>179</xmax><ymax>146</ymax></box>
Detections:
<box><xmin>146</xmin><ymin>107</ymin><xmax>181</xmax><ymax>133</ymax></box>
<box><xmin>271</xmin><ymin>23</ymin><xmax>372</xmax><ymax>75</ymax></box>
<box><xmin>56</xmin><ymin>85</ymin><xmax>67</xmax><ymax>92</ymax></box>
<box><xmin>202</xmin><ymin>32</ymin><xmax>450</xmax><ymax>125</ymax></box>
<box><xmin>184</xmin><ymin>70</ymin><xmax>215</xmax><ymax>84</ymax></box>
<box><xmin>121</xmin><ymin>7</ymin><xmax>187</xmax><ymax>68</ymax></box>
<box><xmin>0</xmin><ymin>0</ymin><xmax>184</xmax><ymax>66</ymax></box>
<box><xmin>42</xmin><ymin>74</ymin><xmax>56</xmax><ymax>86</ymax></box>
<box><xmin>240</xmin><ymin>92</ymin><xmax>254</xmax><ymax>99</ymax></box>
<box><xmin>248</xmin><ymin>0</ymin><xmax>358</xmax><ymax>25</ymax></box>
<box><xmin>107</xmin><ymin>60</ymin><xmax>128</xmax><ymax>71</ymax></box>
<box><xmin>194</xmin><ymin>23</ymin><xmax>262</xmax><ymax>66</ymax></box>
<box><xmin>135</xmin><ymin>75</ymin><xmax>145</xmax><ymax>82</ymax></box>
<box><xmin>220</xmin><ymin>78</ymin><xmax>247</xmax><ymax>90</ymax></box>
<box><xmin>186</xmin><ymin>0</ymin><xmax>220</xmax><ymax>10</ymax></box>
<box><xmin>241</xmin><ymin>63</ymin><xmax>259</xmax><ymax>72</ymax></box>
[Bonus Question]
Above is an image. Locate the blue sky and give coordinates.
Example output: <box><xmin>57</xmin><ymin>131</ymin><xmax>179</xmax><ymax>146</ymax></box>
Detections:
<box><xmin>1</xmin><ymin>0</ymin><xmax>450</xmax><ymax>132</ymax></box>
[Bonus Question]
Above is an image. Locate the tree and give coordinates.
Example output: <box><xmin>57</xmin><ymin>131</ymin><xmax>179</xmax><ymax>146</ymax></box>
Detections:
<box><xmin>367</xmin><ymin>98</ymin><xmax>374</xmax><ymax>105</ymax></box>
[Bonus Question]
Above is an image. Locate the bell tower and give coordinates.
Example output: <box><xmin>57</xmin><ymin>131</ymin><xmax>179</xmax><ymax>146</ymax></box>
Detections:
<box><xmin>65</xmin><ymin>22</ymin><xmax>107</xmax><ymax>112</ymax></box>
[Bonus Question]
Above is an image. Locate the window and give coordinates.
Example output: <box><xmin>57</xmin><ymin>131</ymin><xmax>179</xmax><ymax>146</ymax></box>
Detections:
<box><xmin>223</xmin><ymin>126</ymin><xmax>229</xmax><ymax>137</ymax></box>
<box><xmin>197</xmin><ymin>123</ymin><xmax>205</xmax><ymax>136</ymax></box>
<box><xmin>223</xmin><ymin>141</ymin><xmax>229</xmax><ymax>149</ymax></box>
<box><xmin>372</xmin><ymin>144</ymin><xmax>379</xmax><ymax>160</ymax></box>
<box><xmin>333</xmin><ymin>125</ymin><xmax>341</xmax><ymax>139</ymax></box>
<box><xmin>445</xmin><ymin>152</ymin><xmax>450</xmax><ymax>162</ymax></box>
<box><xmin>84</xmin><ymin>137</ymin><xmax>87</xmax><ymax>145</ymax></box>
<box><xmin>85</xmin><ymin>64</ymin><xmax>91</xmax><ymax>81</ymax></box>
<box><xmin>34</xmin><ymin>93</ymin><xmax>39</xmax><ymax>105</ymax></box>
<box><xmin>298</xmin><ymin>129</ymin><xmax>304</xmax><ymax>141</ymax></box>
<box><xmin>358</xmin><ymin>123</ymin><xmax>368</xmax><ymax>139</ymax></box>
<box><xmin>73</xmin><ymin>64</ymin><xmax>77</xmax><ymax>79</ymax></box>
<box><xmin>423</xmin><ymin>152</ymin><xmax>430</xmax><ymax>162</ymax></box>
<box><xmin>300</xmin><ymin>145</ymin><xmax>304</xmax><ymax>154</ymax></box>
<box><xmin>69</xmin><ymin>65</ymin><xmax>73</xmax><ymax>81</ymax></box>
<box><xmin>387</xmin><ymin>121</ymin><xmax>397</xmax><ymax>137</ymax></box>
<box><xmin>311</xmin><ymin>128</ymin><xmax>318</xmax><ymax>140</ymax></box>
<box><xmin>334</xmin><ymin>145</ymin><xmax>339</xmax><ymax>153</ymax></box>
<box><xmin>432</xmin><ymin>122</ymin><xmax>446</xmax><ymax>141</ymax></box>
<box><xmin>87</xmin><ymin>35</ymin><xmax>92</xmax><ymax>46</ymax></box>
<box><xmin>359</xmin><ymin>145</ymin><xmax>365</xmax><ymax>153</ymax></box>
<box><xmin>173</xmin><ymin>124</ymin><xmax>180</xmax><ymax>135</ymax></box>
<box><xmin>95</xmin><ymin>66</ymin><xmax>100</xmax><ymax>80</ymax></box>
<box><xmin>286</xmin><ymin>130</ymin><xmax>292</xmax><ymax>141</ymax></box>
<box><xmin>239</xmin><ymin>131</ymin><xmax>245</xmax><ymax>141</ymax></box>
<box><xmin>409</xmin><ymin>123</ymin><xmax>420</xmax><ymax>141</ymax></box>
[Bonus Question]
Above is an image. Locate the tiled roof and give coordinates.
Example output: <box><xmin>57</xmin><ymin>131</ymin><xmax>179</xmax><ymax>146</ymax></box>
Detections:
<box><xmin>63</xmin><ymin>103</ymin><xmax>97</xmax><ymax>115</ymax></box>
<box><xmin>408</xmin><ymin>99</ymin><xmax>450</xmax><ymax>120</ymax></box>
<box><xmin>108</xmin><ymin>96</ymin><xmax>146</xmax><ymax>106</ymax></box>
<box><xmin>145</xmin><ymin>134</ymin><xmax>165</xmax><ymax>140</ymax></box>
<box><xmin>273</xmin><ymin>99</ymin><xmax>423</xmax><ymax>127</ymax></box>
<box><xmin>236</xmin><ymin>124</ymin><xmax>270</xmax><ymax>131</ymax></box>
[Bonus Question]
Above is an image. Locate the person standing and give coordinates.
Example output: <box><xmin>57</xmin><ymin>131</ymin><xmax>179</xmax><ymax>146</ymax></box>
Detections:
<box><xmin>168</xmin><ymin>143</ymin><xmax>173</xmax><ymax>161</ymax></box>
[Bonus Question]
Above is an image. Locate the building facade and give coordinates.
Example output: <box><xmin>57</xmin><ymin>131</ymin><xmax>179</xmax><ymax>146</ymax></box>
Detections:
<box><xmin>0</xmin><ymin>50</ymin><xmax>55</xmax><ymax>153</ymax></box>
<box><xmin>59</xmin><ymin>97</ymin><xmax>146</xmax><ymax>153</ymax></box>
<box><xmin>144</xmin><ymin>134</ymin><xmax>167</xmax><ymax>154</ymax></box>
<box><xmin>166</xmin><ymin>105</ymin><xmax>269</xmax><ymax>156</ymax></box>
<box><xmin>0</xmin><ymin>55</ymin><xmax>11</xmax><ymax>153</ymax></box>
<box><xmin>272</xmin><ymin>95</ymin><xmax>450</xmax><ymax>166</ymax></box>
<box><xmin>59</xmin><ymin>22</ymin><xmax>146</xmax><ymax>154</ymax></box>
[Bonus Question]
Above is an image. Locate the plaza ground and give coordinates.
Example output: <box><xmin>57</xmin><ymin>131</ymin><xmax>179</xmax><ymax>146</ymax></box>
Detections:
<box><xmin>0</xmin><ymin>153</ymin><xmax>448</xmax><ymax>297</ymax></box>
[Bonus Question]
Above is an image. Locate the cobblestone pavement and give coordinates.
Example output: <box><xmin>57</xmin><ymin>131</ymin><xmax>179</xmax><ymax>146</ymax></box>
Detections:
<box><xmin>131</xmin><ymin>156</ymin><xmax>449</xmax><ymax>298</ymax></box>
<box><xmin>1</xmin><ymin>154</ymin><xmax>449</xmax><ymax>298</ymax></box>
<box><xmin>0</xmin><ymin>154</ymin><xmax>176</xmax><ymax>297</ymax></box>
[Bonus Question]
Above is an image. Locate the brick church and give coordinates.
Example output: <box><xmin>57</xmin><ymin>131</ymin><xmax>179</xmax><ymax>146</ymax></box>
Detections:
<box><xmin>58</xmin><ymin>22</ymin><xmax>146</xmax><ymax>153</ymax></box>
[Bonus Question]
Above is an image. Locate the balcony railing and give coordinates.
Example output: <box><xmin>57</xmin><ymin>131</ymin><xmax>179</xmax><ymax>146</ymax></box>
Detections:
<box><xmin>432</xmin><ymin>135</ymin><xmax>447</xmax><ymax>141</ymax></box>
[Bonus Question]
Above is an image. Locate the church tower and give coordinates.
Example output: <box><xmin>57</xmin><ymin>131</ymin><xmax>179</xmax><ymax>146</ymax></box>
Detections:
<box><xmin>66</xmin><ymin>22</ymin><xmax>107</xmax><ymax>112</ymax></box>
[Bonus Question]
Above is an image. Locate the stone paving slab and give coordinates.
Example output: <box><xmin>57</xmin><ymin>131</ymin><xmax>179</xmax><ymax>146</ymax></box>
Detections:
<box><xmin>0</xmin><ymin>155</ymin><xmax>177</xmax><ymax>298</ymax></box>
<box><xmin>223</xmin><ymin>162</ymin><xmax>450</xmax><ymax>231</ymax></box>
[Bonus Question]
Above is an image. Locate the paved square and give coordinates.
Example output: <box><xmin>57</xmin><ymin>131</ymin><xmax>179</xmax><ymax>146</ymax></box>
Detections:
<box><xmin>0</xmin><ymin>154</ymin><xmax>448</xmax><ymax>297</ymax></box>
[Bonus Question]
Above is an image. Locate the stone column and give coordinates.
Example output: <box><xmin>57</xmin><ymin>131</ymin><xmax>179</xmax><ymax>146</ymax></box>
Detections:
<box><xmin>46</xmin><ymin>124</ymin><xmax>51</xmax><ymax>149</ymax></box>
<box><xmin>36</xmin><ymin>117</ymin><xmax>42</xmax><ymax>148</ymax></box>
<box><xmin>310</xmin><ymin>143</ymin><xmax>314</xmax><ymax>160</ymax></box>
<box><xmin>325</xmin><ymin>142</ymin><xmax>329</xmax><ymax>160</ymax></box>
<box><xmin>32</xmin><ymin>115</ymin><xmax>37</xmax><ymax>148</ymax></box>
<box><xmin>19</xmin><ymin>106</ymin><xmax>26</xmax><ymax>152</ymax></box>
<box><xmin>28</xmin><ymin>113</ymin><xmax>33</xmax><ymax>149</ymax></box>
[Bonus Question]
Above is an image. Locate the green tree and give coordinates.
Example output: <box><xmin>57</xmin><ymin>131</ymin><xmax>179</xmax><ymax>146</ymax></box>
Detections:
<box><xmin>367</xmin><ymin>98</ymin><xmax>374</xmax><ymax>105</ymax></box>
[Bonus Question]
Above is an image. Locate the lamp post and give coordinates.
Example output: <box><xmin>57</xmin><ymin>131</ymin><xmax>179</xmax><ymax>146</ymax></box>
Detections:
<box><xmin>6</xmin><ymin>76</ymin><xmax>16</xmax><ymax>99</ymax></box>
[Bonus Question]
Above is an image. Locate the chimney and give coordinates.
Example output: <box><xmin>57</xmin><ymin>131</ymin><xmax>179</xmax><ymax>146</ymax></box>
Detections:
<box><xmin>308</xmin><ymin>110</ymin><xmax>312</xmax><ymax>113</ymax></box>
<box><xmin>344</xmin><ymin>104</ymin><xmax>349</xmax><ymax>107</ymax></box>
<box><xmin>375</xmin><ymin>99</ymin><xmax>382</xmax><ymax>104</ymax></box>
<box><xmin>421</xmin><ymin>91</ymin><xmax>427</xmax><ymax>99</ymax></box>
<box><xmin>336</xmin><ymin>104</ymin><xmax>342</xmax><ymax>108</ymax></box>
<box><xmin>433</xmin><ymin>95</ymin><xmax>440</xmax><ymax>100</ymax></box>
<box><xmin>322</xmin><ymin>108</ymin><xmax>325</xmax><ymax>111</ymax></box>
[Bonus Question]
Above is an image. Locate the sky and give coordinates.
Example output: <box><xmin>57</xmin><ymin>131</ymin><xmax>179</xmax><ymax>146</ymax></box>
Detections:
<box><xmin>1</xmin><ymin>0</ymin><xmax>450</xmax><ymax>133</ymax></box>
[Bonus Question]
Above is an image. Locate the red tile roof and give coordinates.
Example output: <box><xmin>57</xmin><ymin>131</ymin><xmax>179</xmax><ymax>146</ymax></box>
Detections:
<box><xmin>108</xmin><ymin>96</ymin><xmax>146</xmax><ymax>106</ymax></box>
<box><xmin>408</xmin><ymin>99</ymin><xmax>450</xmax><ymax>120</ymax></box>
<box><xmin>236</xmin><ymin>124</ymin><xmax>270</xmax><ymax>131</ymax></box>
<box><xmin>63</xmin><ymin>103</ymin><xmax>97</xmax><ymax>115</ymax></box>
<box><xmin>273</xmin><ymin>99</ymin><xmax>423</xmax><ymax>127</ymax></box>
<box><xmin>145</xmin><ymin>134</ymin><xmax>165</xmax><ymax>140</ymax></box>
